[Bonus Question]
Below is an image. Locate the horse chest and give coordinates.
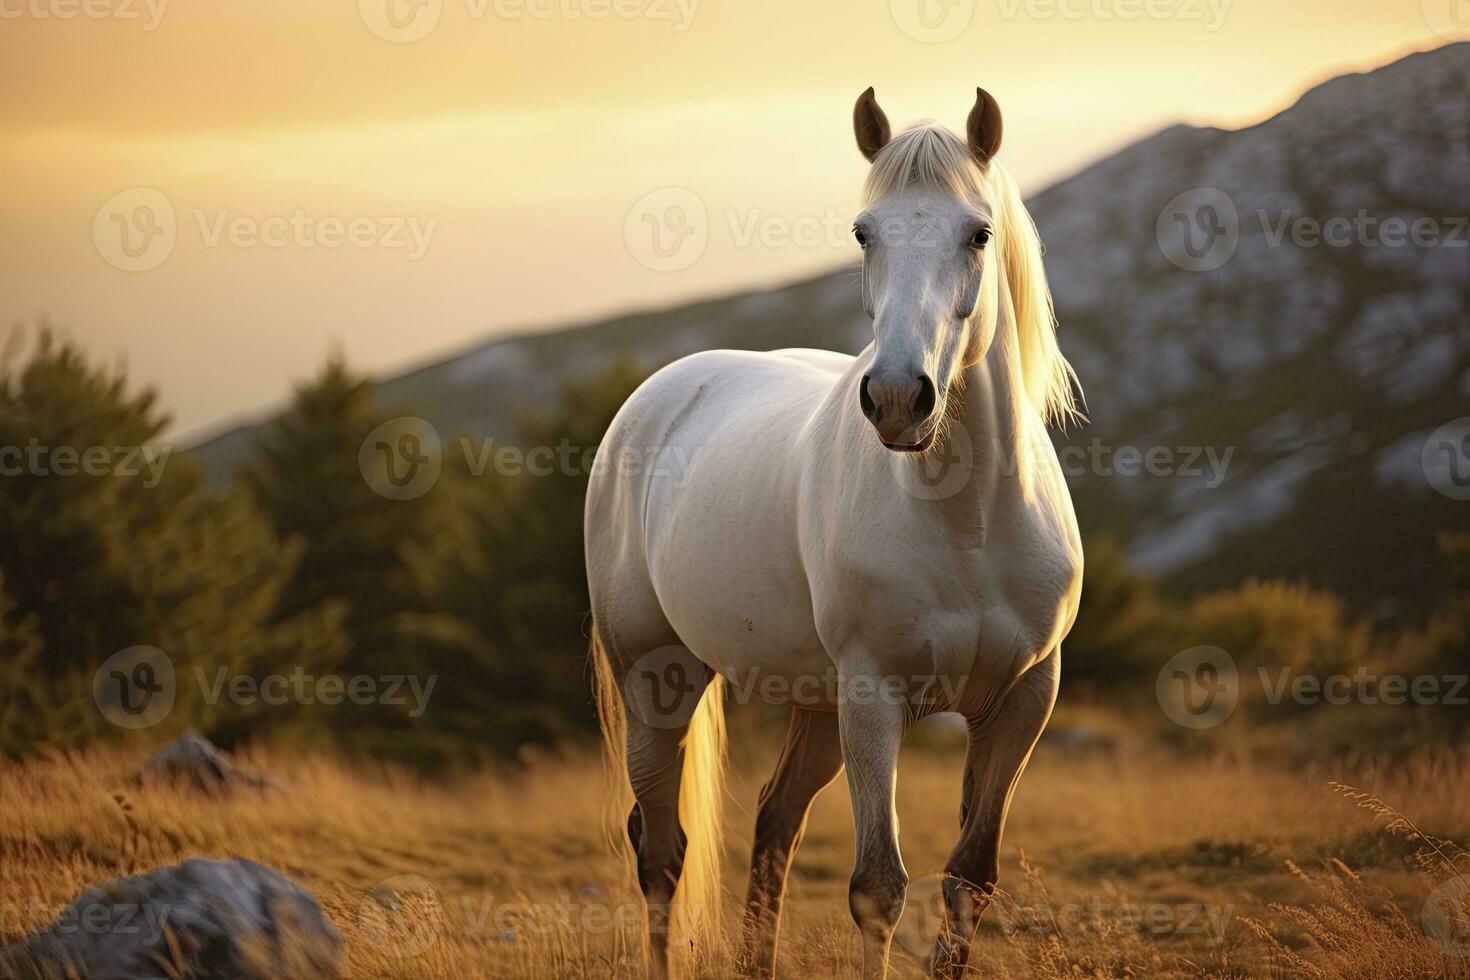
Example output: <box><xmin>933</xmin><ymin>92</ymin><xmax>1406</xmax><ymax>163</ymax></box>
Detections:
<box><xmin>969</xmin><ymin>542</ymin><xmax>1079</xmax><ymax>668</ymax></box>
<box><xmin>948</xmin><ymin>529</ymin><xmax>1077</xmax><ymax>654</ymax></box>
<box><xmin>815</xmin><ymin>507</ymin><xmax>1079</xmax><ymax>701</ymax></box>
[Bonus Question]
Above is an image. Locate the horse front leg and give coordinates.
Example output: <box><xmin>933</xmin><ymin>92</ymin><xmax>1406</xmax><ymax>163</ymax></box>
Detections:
<box><xmin>838</xmin><ymin>678</ymin><xmax>910</xmax><ymax>980</ymax></box>
<box><xmin>741</xmin><ymin>706</ymin><xmax>845</xmax><ymax>978</ymax></box>
<box><xmin>927</xmin><ymin>648</ymin><xmax>1059</xmax><ymax>978</ymax></box>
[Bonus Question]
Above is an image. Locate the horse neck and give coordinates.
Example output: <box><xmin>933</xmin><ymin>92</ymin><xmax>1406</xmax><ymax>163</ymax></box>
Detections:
<box><xmin>949</xmin><ymin>292</ymin><xmax>1032</xmax><ymax>501</ymax></box>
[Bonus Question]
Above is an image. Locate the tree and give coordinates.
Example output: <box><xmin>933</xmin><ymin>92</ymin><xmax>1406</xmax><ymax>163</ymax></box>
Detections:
<box><xmin>0</xmin><ymin>328</ymin><xmax>347</xmax><ymax>756</ymax></box>
<box><xmin>241</xmin><ymin>356</ymin><xmax>466</xmax><ymax>762</ymax></box>
<box><xmin>408</xmin><ymin>359</ymin><xmax>648</xmax><ymax>757</ymax></box>
<box><xmin>0</xmin><ymin>572</ymin><xmax>53</xmax><ymax>754</ymax></box>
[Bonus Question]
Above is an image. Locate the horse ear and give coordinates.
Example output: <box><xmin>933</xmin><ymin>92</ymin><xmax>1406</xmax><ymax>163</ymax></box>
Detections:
<box><xmin>966</xmin><ymin>87</ymin><xmax>1003</xmax><ymax>164</ymax></box>
<box><xmin>854</xmin><ymin>87</ymin><xmax>891</xmax><ymax>162</ymax></box>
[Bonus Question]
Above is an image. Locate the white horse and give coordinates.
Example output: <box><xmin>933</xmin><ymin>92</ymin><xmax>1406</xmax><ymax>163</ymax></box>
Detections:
<box><xmin>587</xmin><ymin>87</ymin><xmax>1083</xmax><ymax>980</ymax></box>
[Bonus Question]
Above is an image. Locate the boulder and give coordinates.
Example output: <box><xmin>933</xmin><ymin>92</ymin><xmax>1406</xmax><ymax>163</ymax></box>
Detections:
<box><xmin>0</xmin><ymin>858</ymin><xmax>342</xmax><ymax>979</ymax></box>
<box><xmin>133</xmin><ymin>734</ymin><xmax>274</xmax><ymax>794</ymax></box>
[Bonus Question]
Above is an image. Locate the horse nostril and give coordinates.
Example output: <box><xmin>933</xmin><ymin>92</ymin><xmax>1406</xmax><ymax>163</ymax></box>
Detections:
<box><xmin>914</xmin><ymin>375</ymin><xmax>937</xmax><ymax>422</ymax></box>
<box><xmin>859</xmin><ymin>374</ymin><xmax>882</xmax><ymax>423</ymax></box>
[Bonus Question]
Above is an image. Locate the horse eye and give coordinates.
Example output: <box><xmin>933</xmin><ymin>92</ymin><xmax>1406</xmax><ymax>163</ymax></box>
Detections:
<box><xmin>970</xmin><ymin>228</ymin><xmax>992</xmax><ymax>249</ymax></box>
<box><xmin>853</xmin><ymin>226</ymin><xmax>869</xmax><ymax>249</ymax></box>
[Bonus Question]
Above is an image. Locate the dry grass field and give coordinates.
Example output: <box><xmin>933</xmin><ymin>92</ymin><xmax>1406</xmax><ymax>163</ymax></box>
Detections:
<box><xmin>2</xmin><ymin>708</ymin><xmax>1469</xmax><ymax>979</ymax></box>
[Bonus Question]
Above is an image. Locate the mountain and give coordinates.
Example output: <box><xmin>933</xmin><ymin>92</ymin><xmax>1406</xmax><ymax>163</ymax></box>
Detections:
<box><xmin>192</xmin><ymin>43</ymin><xmax>1469</xmax><ymax>621</ymax></box>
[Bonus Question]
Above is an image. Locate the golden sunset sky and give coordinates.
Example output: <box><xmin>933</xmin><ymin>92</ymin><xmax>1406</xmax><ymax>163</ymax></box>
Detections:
<box><xmin>0</xmin><ymin>0</ymin><xmax>1457</xmax><ymax>440</ymax></box>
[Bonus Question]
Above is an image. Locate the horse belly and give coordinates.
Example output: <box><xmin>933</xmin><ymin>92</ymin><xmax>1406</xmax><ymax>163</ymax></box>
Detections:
<box><xmin>646</xmin><ymin>473</ymin><xmax>831</xmax><ymax>701</ymax></box>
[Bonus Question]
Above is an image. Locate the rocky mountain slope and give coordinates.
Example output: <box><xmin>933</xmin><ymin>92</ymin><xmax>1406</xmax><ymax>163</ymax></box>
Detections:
<box><xmin>193</xmin><ymin>43</ymin><xmax>1469</xmax><ymax>620</ymax></box>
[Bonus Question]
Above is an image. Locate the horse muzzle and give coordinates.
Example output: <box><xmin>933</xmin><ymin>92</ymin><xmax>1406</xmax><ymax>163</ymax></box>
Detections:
<box><xmin>859</xmin><ymin>370</ymin><xmax>938</xmax><ymax>451</ymax></box>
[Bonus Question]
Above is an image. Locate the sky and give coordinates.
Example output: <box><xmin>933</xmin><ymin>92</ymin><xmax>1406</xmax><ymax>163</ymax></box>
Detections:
<box><xmin>0</xmin><ymin>0</ymin><xmax>1459</xmax><ymax>442</ymax></box>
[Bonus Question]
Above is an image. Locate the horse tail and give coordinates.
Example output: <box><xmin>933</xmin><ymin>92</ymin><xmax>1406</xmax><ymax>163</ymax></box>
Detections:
<box><xmin>590</xmin><ymin>624</ymin><xmax>633</xmax><ymax>863</ymax></box>
<box><xmin>590</xmin><ymin>623</ymin><xmax>728</xmax><ymax>964</ymax></box>
<box><xmin>677</xmin><ymin>671</ymin><xmax>728</xmax><ymax>957</ymax></box>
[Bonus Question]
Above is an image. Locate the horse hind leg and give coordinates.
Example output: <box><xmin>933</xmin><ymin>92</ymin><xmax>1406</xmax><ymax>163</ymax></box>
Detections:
<box><xmin>741</xmin><ymin>706</ymin><xmax>844</xmax><ymax>978</ymax></box>
<box><xmin>591</xmin><ymin>618</ymin><xmax>723</xmax><ymax>980</ymax></box>
<box><xmin>927</xmin><ymin>648</ymin><xmax>1059</xmax><ymax>979</ymax></box>
<box><xmin>627</xmin><ymin>715</ymin><xmax>699</xmax><ymax>979</ymax></box>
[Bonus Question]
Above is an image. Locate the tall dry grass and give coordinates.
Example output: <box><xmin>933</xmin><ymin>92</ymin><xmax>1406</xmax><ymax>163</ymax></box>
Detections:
<box><xmin>0</xmin><ymin>725</ymin><xmax>1467</xmax><ymax>978</ymax></box>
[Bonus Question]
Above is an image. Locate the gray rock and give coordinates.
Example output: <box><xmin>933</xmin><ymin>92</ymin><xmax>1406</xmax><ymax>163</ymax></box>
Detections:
<box><xmin>133</xmin><ymin>734</ymin><xmax>274</xmax><ymax>794</ymax></box>
<box><xmin>0</xmin><ymin>858</ymin><xmax>342</xmax><ymax>979</ymax></box>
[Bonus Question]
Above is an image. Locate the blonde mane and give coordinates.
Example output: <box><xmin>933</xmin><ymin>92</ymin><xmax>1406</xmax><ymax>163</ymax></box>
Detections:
<box><xmin>862</xmin><ymin>123</ymin><xmax>1081</xmax><ymax>426</ymax></box>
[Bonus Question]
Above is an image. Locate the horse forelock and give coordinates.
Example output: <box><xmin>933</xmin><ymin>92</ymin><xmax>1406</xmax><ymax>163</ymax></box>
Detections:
<box><xmin>861</xmin><ymin>122</ymin><xmax>987</xmax><ymax>208</ymax></box>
